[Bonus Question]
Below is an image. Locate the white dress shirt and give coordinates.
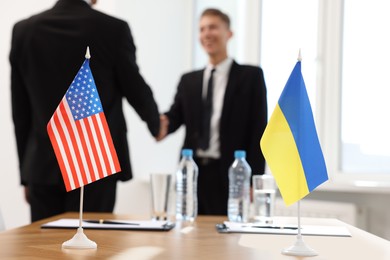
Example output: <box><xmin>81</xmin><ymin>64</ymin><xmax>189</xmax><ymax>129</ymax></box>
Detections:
<box><xmin>197</xmin><ymin>57</ymin><xmax>233</xmax><ymax>159</ymax></box>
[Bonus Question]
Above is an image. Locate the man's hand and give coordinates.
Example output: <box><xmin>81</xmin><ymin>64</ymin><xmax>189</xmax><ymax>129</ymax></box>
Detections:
<box><xmin>24</xmin><ymin>186</ymin><xmax>30</xmax><ymax>204</ymax></box>
<box><xmin>156</xmin><ymin>114</ymin><xmax>169</xmax><ymax>141</ymax></box>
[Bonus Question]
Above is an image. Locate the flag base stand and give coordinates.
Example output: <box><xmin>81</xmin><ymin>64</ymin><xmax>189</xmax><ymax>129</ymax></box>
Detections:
<box><xmin>62</xmin><ymin>227</ymin><xmax>97</xmax><ymax>249</ymax></box>
<box><xmin>282</xmin><ymin>234</ymin><xmax>317</xmax><ymax>256</ymax></box>
<box><xmin>62</xmin><ymin>186</ymin><xmax>97</xmax><ymax>249</ymax></box>
<box><xmin>281</xmin><ymin>201</ymin><xmax>317</xmax><ymax>257</ymax></box>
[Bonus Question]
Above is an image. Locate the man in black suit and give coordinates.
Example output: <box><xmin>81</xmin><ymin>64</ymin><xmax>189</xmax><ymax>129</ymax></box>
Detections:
<box><xmin>10</xmin><ymin>0</ymin><xmax>161</xmax><ymax>222</ymax></box>
<box><xmin>159</xmin><ymin>8</ymin><xmax>267</xmax><ymax>215</ymax></box>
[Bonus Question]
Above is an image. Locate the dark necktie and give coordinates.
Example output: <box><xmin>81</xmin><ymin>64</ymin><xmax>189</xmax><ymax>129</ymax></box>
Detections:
<box><xmin>199</xmin><ymin>68</ymin><xmax>215</xmax><ymax>150</ymax></box>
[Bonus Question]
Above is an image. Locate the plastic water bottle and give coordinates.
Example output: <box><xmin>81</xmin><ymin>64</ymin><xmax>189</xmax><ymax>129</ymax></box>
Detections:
<box><xmin>228</xmin><ymin>150</ymin><xmax>251</xmax><ymax>222</ymax></box>
<box><xmin>175</xmin><ymin>149</ymin><xmax>198</xmax><ymax>222</ymax></box>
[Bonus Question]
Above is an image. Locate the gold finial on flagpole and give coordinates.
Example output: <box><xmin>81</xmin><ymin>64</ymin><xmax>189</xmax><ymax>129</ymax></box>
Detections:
<box><xmin>297</xmin><ymin>49</ymin><xmax>302</xmax><ymax>61</ymax></box>
<box><xmin>85</xmin><ymin>46</ymin><xmax>91</xmax><ymax>59</ymax></box>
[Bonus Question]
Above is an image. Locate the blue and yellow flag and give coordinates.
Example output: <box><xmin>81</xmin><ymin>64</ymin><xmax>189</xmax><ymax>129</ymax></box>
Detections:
<box><xmin>260</xmin><ymin>60</ymin><xmax>328</xmax><ymax>206</ymax></box>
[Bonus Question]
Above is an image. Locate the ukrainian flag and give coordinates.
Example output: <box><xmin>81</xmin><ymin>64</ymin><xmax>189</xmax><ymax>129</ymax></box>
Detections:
<box><xmin>260</xmin><ymin>60</ymin><xmax>328</xmax><ymax>206</ymax></box>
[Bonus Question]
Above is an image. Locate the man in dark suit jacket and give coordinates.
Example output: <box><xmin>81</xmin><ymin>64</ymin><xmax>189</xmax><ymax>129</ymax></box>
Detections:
<box><xmin>10</xmin><ymin>0</ymin><xmax>161</xmax><ymax>222</ymax></box>
<box><xmin>159</xmin><ymin>8</ymin><xmax>267</xmax><ymax>215</ymax></box>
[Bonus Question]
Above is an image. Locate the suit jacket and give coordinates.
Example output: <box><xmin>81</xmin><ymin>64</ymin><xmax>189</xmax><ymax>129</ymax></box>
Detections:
<box><xmin>166</xmin><ymin>61</ymin><xmax>267</xmax><ymax>186</ymax></box>
<box><xmin>10</xmin><ymin>0</ymin><xmax>160</xmax><ymax>186</ymax></box>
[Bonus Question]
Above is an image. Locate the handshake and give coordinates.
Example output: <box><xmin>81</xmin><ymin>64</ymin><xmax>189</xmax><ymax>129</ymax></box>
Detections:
<box><xmin>156</xmin><ymin>114</ymin><xmax>169</xmax><ymax>141</ymax></box>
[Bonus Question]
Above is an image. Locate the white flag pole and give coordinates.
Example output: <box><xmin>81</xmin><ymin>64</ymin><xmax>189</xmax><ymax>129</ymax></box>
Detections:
<box><xmin>79</xmin><ymin>185</ymin><xmax>84</xmax><ymax>228</ymax></box>
<box><xmin>281</xmin><ymin>201</ymin><xmax>317</xmax><ymax>256</ymax></box>
<box><xmin>62</xmin><ymin>185</ymin><xmax>97</xmax><ymax>249</ymax></box>
<box><xmin>280</xmin><ymin>49</ymin><xmax>318</xmax><ymax>256</ymax></box>
<box><xmin>298</xmin><ymin>199</ymin><xmax>301</xmax><ymax>237</ymax></box>
<box><xmin>281</xmin><ymin>49</ymin><xmax>317</xmax><ymax>256</ymax></box>
<box><xmin>85</xmin><ymin>46</ymin><xmax>91</xmax><ymax>59</ymax></box>
<box><xmin>61</xmin><ymin>46</ymin><xmax>98</xmax><ymax>250</ymax></box>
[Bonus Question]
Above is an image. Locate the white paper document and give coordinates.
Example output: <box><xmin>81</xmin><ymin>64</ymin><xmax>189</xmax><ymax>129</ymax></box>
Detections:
<box><xmin>41</xmin><ymin>218</ymin><xmax>175</xmax><ymax>231</ymax></box>
<box><xmin>217</xmin><ymin>221</ymin><xmax>351</xmax><ymax>237</ymax></box>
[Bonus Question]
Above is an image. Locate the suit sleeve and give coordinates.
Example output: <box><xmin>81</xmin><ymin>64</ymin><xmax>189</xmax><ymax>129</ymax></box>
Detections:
<box><xmin>114</xmin><ymin>21</ymin><xmax>160</xmax><ymax>137</ymax></box>
<box><xmin>248</xmin><ymin>67</ymin><xmax>267</xmax><ymax>176</ymax></box>
<box><xmin>10</xmin><ymin>23</ymin><xmax>32</xmax><ymax>185</ymax></box>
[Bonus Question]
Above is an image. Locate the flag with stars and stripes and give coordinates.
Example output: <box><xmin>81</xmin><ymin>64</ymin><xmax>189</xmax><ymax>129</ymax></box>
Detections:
<box><xmin>47</xmin><ymin>58</ymin><xmax>121</xmax><ymax>191</ymax></box>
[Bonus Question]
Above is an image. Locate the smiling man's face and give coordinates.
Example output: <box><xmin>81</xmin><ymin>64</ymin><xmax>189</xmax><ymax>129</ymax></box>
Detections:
<box><xmin>199</xmin><ymin>14</ymin><xmax>232</xmax><ymax>63</ymax></box>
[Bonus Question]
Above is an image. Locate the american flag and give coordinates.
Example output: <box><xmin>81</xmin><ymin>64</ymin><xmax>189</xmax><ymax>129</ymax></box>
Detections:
<box><xmin>47</xmin><ymin>59</ymin><xmax>121</xmax><ymax>191</ymax></box>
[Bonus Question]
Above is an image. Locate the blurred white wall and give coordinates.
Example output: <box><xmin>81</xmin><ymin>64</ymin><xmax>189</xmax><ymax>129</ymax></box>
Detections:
<box><xmin>112</xmin><ymin>0</ymin><xmax>190</xmax><ymax>216</ymax></box>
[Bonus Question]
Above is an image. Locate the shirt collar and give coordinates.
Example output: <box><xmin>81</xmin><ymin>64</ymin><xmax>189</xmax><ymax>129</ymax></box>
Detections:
<box><xmin>206</xmin><ymin>57</ymin><xmax>233</xmax><ymax>75</ymax></box>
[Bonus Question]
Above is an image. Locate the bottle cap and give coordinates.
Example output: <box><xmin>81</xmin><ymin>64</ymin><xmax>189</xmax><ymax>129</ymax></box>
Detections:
<box><xmin>182</xmin><ymin>149</ymin><xmax>193</xmax><ymax>157</ymax></box>
<box><xmin>234</xmin><ymin>150</ymin><xmax>246</xmax><ymax>159</ymax></box>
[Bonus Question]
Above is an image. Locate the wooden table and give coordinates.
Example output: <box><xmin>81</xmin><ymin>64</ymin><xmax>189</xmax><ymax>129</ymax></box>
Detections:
<box><xmin>0</xmin><ymin>212</ymin><xmax>389</xmax><ymax>259</ymax></box>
